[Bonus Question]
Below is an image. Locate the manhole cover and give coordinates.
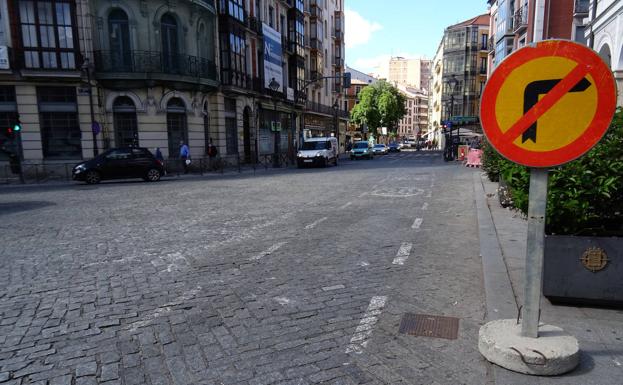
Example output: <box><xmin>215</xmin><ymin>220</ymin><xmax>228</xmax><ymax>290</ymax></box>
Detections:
<box><xmin>398</xmin><ymin>313</ymin><xmax>459</xmax><ymax>340</ymax></box>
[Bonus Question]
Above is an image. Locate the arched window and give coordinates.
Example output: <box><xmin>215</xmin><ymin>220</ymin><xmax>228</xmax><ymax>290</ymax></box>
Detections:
<box><xmin>108</xmin><ymin>9</ymin><xmax>131</xmax><ymax>70</ymax></box>
<box><xmin>161</xmin><ymin>13</ymin><xmax>179</xmax><ymax>73</ymax></box>
<box><xmin>113</xmin><ymin>96</ymin><xmax>138</xmax><ymax>147</ymax></box>
<box><xmin>166</xmin><ymin>98</ymin><xmax>187</xmax><ymax>157</ymax></box>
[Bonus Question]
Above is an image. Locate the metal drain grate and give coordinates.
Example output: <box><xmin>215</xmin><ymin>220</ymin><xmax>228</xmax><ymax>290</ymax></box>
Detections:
<box><xmin>398</xmin><ymin>313</ymin><xmax>459</xmax><ymax>340</ymax></box>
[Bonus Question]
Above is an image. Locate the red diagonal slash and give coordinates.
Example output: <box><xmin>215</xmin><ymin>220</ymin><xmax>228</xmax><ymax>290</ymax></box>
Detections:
<box><xmin>501</xmin><ymin>64</ymin><xmax>590</xmax><ymax>142</ymax></box>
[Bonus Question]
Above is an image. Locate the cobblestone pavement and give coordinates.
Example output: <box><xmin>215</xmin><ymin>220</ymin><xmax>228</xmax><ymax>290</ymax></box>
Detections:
<box><xmin>0</xmin><ymin>151</ymin><xmax>489</xmax><ymax>385</ymax></box>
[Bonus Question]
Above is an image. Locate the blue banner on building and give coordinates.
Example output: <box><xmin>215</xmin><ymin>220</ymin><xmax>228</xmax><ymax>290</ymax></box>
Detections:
<box><xmin>263</xmin><ymin>23</ymin><xmax>283</xmax><ymax>92</ymax></box>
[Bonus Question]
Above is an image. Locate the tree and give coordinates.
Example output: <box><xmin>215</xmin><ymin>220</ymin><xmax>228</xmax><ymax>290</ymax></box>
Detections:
<box><xmin>350</xmin><ymin>80</ymin><xmax>406</xmax><ymax>136</ymax></box>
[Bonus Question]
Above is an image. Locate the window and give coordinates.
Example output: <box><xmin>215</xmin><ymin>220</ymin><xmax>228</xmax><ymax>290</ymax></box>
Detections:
<box><xmin>161</xmin><ymin>13</ymin><xmax>179</xmax><ymax>72</ymax></box>
<box><xmin>17</xmin><ymin>0</ymin><xmax>78</xmax><ymax>69</ymax></box>
<box><xmin>221</xmin><ymin>0</ymin><xmax>244</xmax><ymax>22</ymax></box>
<box><xmin>280</xmin><ymin>14</ymin><xmax>285</xmax><ymax>35</ymax></box>
<box><xmin>269</xmin><ymin>6</ymin><xmax>274</xmax><ymax>27</ymax></box>
<box><xmin>220</xmin><ymin>31</ymin><xmax>247</xmax><ymax>87</ymax></box>
<box><xmin>481</xmin><ymin>33</ymin><xmax>488</xmax><ymax>50</ymax></box>
<box><xmin>166</xmin><ymin>98</ymin><xmax>188</xmax><ymax>157</ymax></box>
<box><xmin>108</xmin><ymin>9</ymin><xmax>131</xmax><ymax>70</ymax></box>
<box><xmin>38</xmin><ymin>86</ymin><xmax>81</xmax><ymax>159</ymax></box>
<box><xmin>113</xmin><ymin>96</ymin><xmax>138</xmax><ymax>147</ymax></box>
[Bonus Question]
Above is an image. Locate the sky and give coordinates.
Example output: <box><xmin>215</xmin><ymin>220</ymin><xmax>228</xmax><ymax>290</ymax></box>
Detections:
<box><xmin>345</xmin><ymin>0</ymin><xmax>490</xmax><ymax>74</ymax></box>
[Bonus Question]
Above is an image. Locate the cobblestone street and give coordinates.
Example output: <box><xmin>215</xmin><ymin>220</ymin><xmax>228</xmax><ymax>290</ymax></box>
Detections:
<box><xmin>0</xmin><ymin>152</ymin><xmax>489</xmax><ymax>385</ymax></box>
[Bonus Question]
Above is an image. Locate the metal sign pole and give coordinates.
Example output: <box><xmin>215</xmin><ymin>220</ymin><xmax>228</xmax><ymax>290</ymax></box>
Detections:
<box><xmin>521</xmin><ymin>167</ymin><xmax>549</xmax><ymax>338</ymax></box>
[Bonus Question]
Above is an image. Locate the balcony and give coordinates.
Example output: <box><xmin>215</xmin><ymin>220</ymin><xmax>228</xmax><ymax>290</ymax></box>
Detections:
<box><xmin>333</xmin><ymin>58</ymin><xmax>344</xmax><ymax>68</ymax></box>
<box><xmin>10</xmin><ymin>48</ymin><xmax>83</xmax><ymax>77</ymax></box>
<box><xmin>514</xmin><ymin>6</ymin><xmax>528</xmax><ymax>33</ymax></box>
<box><xmin>306</xmin><ymin>100</ymin><xmax>349</xmax><ymax>119</ymax></box>
<box><xmin>488</xmin><ymin>36</ymin><xmax>495</xmax><ymax>53</ymax></box>
<box><xmin>93</xmin><ymin>50</ymin><xmax>217</xmax><ymax>88</ymax></box>
<box><xmin>310</xmin><ymin>0</ymin><xmax>323</xmax><ymax>19</ymax></box>
<box><xmin>249</xmin><ymin>16</ymin><xmax>263</xmax><ymax>35</ymax></box>
<box><xmin>333</xmin><ymin>30</ymin><xmax>343</xmax><ymax>41</ymax></box>
<box><xmin>574</xmin><ymin>0</ymin><xmax>589</xmax><ymax>15</ymax></box>
<box><xmin>310</xmin><ymin>38</ymin><xmax>322</xmax><ymax>51</ymax></box>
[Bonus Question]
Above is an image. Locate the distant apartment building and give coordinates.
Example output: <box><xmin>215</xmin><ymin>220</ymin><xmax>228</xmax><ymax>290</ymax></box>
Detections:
<box><xmin>582</xmin><ymin>0</ymin><xmax>623</xmax><ymax>106</ymax></box>
<box><xmin>396</xmin><ymin>85</ymin><xmax>428</xmax><ymax>140</ymax></box>
<box><xmin>373</xmin><ymin>56</ymin><xmax>431</xmax><ymax>91</ymax></box>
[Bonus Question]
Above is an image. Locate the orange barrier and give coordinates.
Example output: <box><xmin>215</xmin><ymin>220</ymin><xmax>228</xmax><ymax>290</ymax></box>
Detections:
<box><xmin>465</xmin><ymin>149</ymin><xmax>483</xmax><ymax>167</ymax></box>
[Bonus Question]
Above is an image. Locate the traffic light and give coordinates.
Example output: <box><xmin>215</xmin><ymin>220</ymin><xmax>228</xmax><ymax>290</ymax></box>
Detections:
<box><xmin>12</xmin><ymin>114</ymin><xmax>21</xmax><ymax>133</ymax></box>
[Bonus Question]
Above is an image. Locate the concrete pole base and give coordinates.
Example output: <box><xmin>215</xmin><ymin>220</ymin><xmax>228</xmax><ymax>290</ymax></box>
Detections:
<box><xmin>478</xmin><ymin>319</ymin><xmax>580</xmax><ymax>376</ymax></box>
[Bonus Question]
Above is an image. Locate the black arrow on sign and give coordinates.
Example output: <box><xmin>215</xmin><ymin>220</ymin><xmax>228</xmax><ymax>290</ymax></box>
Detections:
<box><xmin>522</xmin><ymin>77</ymin><xmax>592</xmax><ymax>143</ymax></box>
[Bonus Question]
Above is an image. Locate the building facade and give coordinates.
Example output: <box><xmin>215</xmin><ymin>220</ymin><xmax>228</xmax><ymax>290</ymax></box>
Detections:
<box><xmin>375</xmin><ymin>56</ymin><xmax>432</xmax><ymax>91</ymax></box>
<box><xmin>583</xmin><ymin>0</ymin><xmax>623</xmax><ymax>106</ymax></box>
<box><xmin>441</xmin><ymin>14</ymin><xmax>489</xmax><ymax>124</ymax></box>
<box><xmin>428</xmin><ymin>40</ymin><xmax>444</xmax><ymax>148</ymax></box>
<box><xmin>487</xmin><ymin>0</ymin><xmax>575</xmax><ymax>71</ymax></box>
<box><xmin>0</xmin><ymin>0</ymin><xmax>99</xmax><ymax>166</ymax></box>
<box><xmin>91</xmin><ymin>0</ymin><xmax>219</xmax><ymax>159</ymax></box>
<box><xmin>396</xmin><ymin>84</ymin><xmax>428</xmax><ymax>140</ymax></box>
<box><xmin>0</xmin><ymin>0</ymin><xmax>348</xmax><ymax>173</ymax></box>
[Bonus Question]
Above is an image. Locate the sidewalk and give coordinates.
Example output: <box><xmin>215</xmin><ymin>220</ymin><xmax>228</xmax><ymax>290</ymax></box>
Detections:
<box><xmin>474</xmin><ymin>172</ymin><xmax>623</xmax><ymax>384</ymax></box>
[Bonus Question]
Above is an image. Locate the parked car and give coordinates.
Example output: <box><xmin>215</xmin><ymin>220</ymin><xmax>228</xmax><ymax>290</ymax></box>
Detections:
<box><xmin>72</xmin><ymin>147</ymin><xmax>165</xmax><ymax>184</ymax></box>
<box><xmin>297</xmin><ymin>137</ymin><xmax>339</xmax><ymax>168</ymax></box>
<box><xmin>350</xmin><ymin>141</ymin><xmax>374</xmax><ymax>160</ymax></box>
<box><xmin>388</xmin><ymin>142</ymin><xmax>401</xmax><ymax>152</ymax></box>
<box><xmin>373</xmin><ymin>144</ymin><xmax>388</xmax><ymax>155</ymax></box>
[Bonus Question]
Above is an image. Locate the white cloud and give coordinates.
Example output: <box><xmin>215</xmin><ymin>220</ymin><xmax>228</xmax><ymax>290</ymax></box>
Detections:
<box><xmin>345</xmin><ymin>8</ymin><xmax>382</xmax><ymax>49</ymax></box>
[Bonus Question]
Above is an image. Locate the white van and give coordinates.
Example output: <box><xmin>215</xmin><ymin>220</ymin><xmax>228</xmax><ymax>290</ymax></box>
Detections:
<box><xmin>297</xmin><ymin>137</ymin><xmax>339</xmax><ymax>168</ymax></box>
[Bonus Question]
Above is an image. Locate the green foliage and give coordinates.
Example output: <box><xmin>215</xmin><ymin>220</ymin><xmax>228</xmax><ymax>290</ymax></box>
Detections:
<box><xmin>350</xmin><ymin>80</ymin><xmax>406</xmax><ymax>135</ymax></box>
<box><xmin>481</xmin><ymin>138</ymin><xmax>503</xmax><ymax>182</ymax></box>
<box><xmin>487</xmin><ymin>108</ymin><xmax>623</xmax><ymax>235</ymax></box>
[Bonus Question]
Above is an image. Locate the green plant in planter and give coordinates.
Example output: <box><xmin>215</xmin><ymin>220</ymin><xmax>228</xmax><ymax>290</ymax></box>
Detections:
<box><xmin>491</xmin><ymin>108</ymin><xmax>623</xmax><ymax>235</ymax></box>
<box><xmin>481</xmin><ymin>138</ymin><xmax>503</xmax><ymax>182</ymax></box>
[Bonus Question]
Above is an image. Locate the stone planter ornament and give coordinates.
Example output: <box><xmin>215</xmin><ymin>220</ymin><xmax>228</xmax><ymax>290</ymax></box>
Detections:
<box><xmin>479</xmin><ymin>39</ymin><xmax>617</xmax><ymax>376</ymax></box>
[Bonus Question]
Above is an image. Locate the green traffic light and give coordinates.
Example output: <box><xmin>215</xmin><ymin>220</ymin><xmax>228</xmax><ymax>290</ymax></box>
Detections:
<box><xmin>13</xmin><ymin>124</ymin><xmax>21</xmax><ymax>132</ymax></box>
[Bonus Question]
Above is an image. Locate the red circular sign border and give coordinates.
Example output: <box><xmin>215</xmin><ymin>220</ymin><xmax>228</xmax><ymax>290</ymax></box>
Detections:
<box><xmin>480</xmin><ymin>40</ymin><xmax>617</xmax><ymax>168</ymax></box>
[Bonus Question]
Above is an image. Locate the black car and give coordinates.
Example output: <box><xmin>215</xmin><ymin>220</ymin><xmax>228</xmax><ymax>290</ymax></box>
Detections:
<box><xmin>388</xmin><ymin>142</ymin><xmax>401</xmax><ymax>152</ymax></box>
<box><xmin>72</xmin><ymin>147</ymin><xmax>165</xmax><ymax>184</ymax></box>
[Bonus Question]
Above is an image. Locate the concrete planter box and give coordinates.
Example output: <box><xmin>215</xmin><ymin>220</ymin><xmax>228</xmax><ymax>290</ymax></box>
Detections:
<box><xmin>543</xmin><ymin>235</ymin><xmax>623</xmax><ymax>306</ymax></box>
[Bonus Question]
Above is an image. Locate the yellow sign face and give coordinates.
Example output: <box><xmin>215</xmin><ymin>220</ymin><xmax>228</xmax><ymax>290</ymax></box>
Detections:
<box><xmin>495</xmin><ymin>56</ymin><xmax>598</xmax><ymax>152</ymax></box>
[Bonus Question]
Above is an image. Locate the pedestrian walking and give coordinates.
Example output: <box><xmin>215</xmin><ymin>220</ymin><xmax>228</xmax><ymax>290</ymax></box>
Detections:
<box><xmin>154</xmin><ymin>147</ymin><xmax>164</xmax><ymax>162</ymax></box>
<box><xmin>179</xmin><ymin>141</ymin><xmax>190</xmax><ymax>174</ymax></box>
<box><xmin>207</xmin><ymin>139</ymin><xmax>218</xmax><ymax>171</ymax></box>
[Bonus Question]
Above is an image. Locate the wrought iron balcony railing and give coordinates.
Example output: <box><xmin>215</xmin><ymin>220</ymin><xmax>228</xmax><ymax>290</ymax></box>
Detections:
<box><xmin>93</xmin><ymin>50</ymin><xmax>217</xmax><ymax>81</ymax></box>
<box><xmin>514</xmin><ymin>6</ymin><xmax>528</xmax><ymax>33</ymax></box>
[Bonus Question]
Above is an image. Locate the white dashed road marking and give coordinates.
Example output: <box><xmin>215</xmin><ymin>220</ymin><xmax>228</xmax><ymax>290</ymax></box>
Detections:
<box><xmin>339</xmin><ymin>202</ymin><xmax>353</xmax><ymax>210</ymax></box>
<box><xmin>322</xmin><ymin>284</ymin><xmax>346</xmax><ymax>291</ymax></box>
<box><xmin>249</xmin><ymin>242</ymin><xmax>287</xmax><ymax>261</ymax></box>
<box><xmin>305</xmin><ymin>217</ymin><xmax>328</xmax><ymax>229</ymax></box>
<box><xmin>412</xmin><ymin>218</ymin><xmax>423</xmax><ymax>230</ymax></box>
<box><xmin>345</xmin><ymin>296</ymin><xmax>388</xmax><ymax>354</ymax></box>
<box><xmin>392</xmin><ymin>242</ymin><xmax>413</xmax><ymax>265</ymax></box>
<box><xmin>421</xmin><ymin>202</ymin><xmax>429</xmax><ymax>211</ymax></box>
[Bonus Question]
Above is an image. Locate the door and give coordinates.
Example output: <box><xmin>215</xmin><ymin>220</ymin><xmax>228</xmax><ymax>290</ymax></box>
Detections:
<box><xmin>243</xmin><ymin>107</ymin><xmax>251</xmax><ymax>163</ymax></box>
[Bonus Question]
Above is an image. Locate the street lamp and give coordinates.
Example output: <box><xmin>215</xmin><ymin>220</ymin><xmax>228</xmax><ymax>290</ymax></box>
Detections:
<box><xmin>444</xmin><ymin>74</ymin><xmax>458</xmax><ymax>161</ymax></box>
<box><xmin>81</xmin><ymin>58</ymin><xmax>99</xmax><ymax>156</ymax></box>
<box><xmin>332</xmin><ymin>98</ymin><xmax>339</xmax><ymax>151</ymax></box>
<box><xmin>269</xmin><ymin>77</ymin><xmax>281</xmax><ymax>168</ymax></box>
